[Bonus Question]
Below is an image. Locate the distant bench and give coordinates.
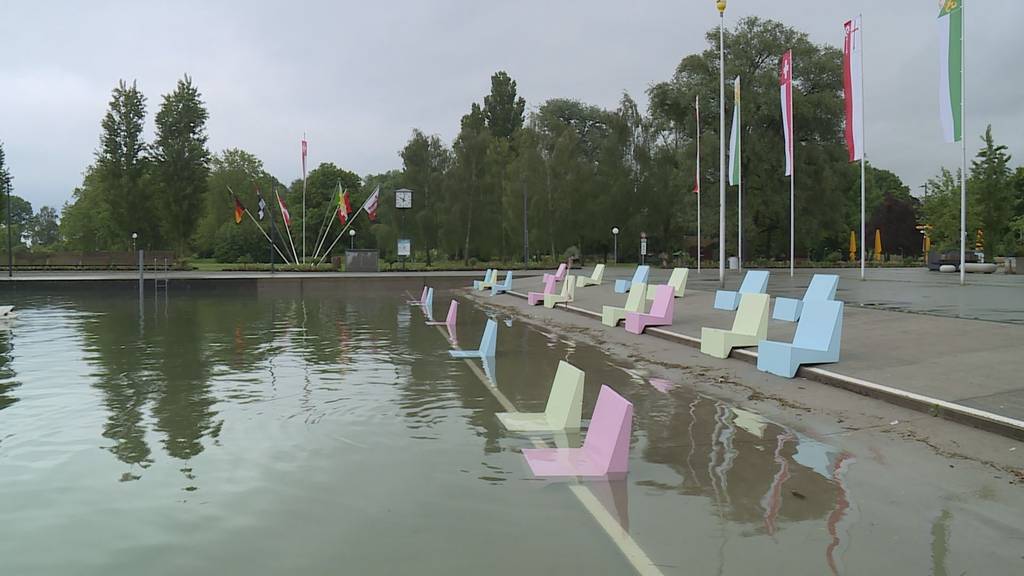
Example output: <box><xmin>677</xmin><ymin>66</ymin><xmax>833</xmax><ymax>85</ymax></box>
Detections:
<box><xmin>2</xmin><ymin>251</ymin><xmax>177</xmax><ymax>270</ymax></box>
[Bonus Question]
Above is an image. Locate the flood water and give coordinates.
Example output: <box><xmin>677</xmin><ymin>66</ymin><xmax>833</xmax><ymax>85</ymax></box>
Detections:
<box><xmin>0</xmin><ymin>280</ymin><xmax>1020</xmax><ymax>575</ymax></box>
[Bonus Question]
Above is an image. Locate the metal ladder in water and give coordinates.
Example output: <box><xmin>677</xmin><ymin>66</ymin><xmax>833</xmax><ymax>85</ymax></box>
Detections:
<box><xmin>152</xmin><ymin>257</ymin><xmax>170</xmax><ymax>292</ymax></box>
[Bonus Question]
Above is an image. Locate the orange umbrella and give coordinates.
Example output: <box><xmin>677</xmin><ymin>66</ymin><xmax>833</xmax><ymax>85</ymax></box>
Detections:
<box><xmin>848</xmin><ymin>231</ymin><xmax>857</xmax><ymax>262</ymax></box>
<box><xmin>873</xmin><ymin>229</ymin><xmax>882</xmax><ymax>262</ymax></box>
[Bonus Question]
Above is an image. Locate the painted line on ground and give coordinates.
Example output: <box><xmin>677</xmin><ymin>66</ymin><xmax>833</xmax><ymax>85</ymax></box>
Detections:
<box><xmin>505</xmin><ymin>290</ymin><xmax>1024</xmax><ymax>441</ymax></box>
<box><xmin>411</xmin><ymin>290</ymin><xmax>667</xmax><ymax>576</ymax></box>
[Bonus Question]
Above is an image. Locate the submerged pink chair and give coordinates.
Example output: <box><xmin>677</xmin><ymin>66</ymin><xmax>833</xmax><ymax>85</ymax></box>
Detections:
<box><xmin>624</xmin><ymin>284</ymin><xmax>674</xmax><ymax>334</ymax></box>
<box><xmin>522</xmin><ymin>385</ymin><xmax>633</xmax><ymax>478</ymax></box>
<box><xmin>407</xmin><ymin>286</ymin><xmax>428</xmax><ymax>306</ymax></box>
<box><xmin>527</xmin><ymin>276</ymin><xmax>557</xmax><ymax>306</ymax></box>
<box><xmin>426</xmin><ymin>299</ymin><xmax>458</xmax><ymax>331</ymax></box>
<box><xmin>543</xmin><ymin>263</ymin><xmax>568</xmax><ymax>284</ymax></box>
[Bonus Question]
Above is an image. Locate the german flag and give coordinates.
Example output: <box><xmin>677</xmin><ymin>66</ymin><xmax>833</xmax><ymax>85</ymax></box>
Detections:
<box><xmin>233</xmin><ymin>194</ymin><xmax>245</xmax><ymax>224</ymax></box>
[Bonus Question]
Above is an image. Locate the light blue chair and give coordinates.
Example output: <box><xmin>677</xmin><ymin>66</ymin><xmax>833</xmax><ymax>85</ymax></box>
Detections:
<box><xmin>714</xmin><ymin>270</ymin><xmax>769</xmax><ymax>311</ymax></box>
<box><xmin>490</xmin><ymin>271</ymin><xmax>513</xmax><ymax>296</ymax></box>
<box><xmin>773</xmin><ymin>274</ymin><xmax>839</xmax><ymax>322</ymax></box>
<box><xmin>614</xmin><ymin>265</ymin><xmax>650</xmax><ymax>294</ymax></box>
<box><xmin>757</xmin><ymin>300</ymin><xmax>844</xmax><ymax>378</ymax></box>
<box><xmin>421</xmin><ymin>287</ymin><xmax>434</xmax><ymax>319</ymax></box>
<box><xmin>450</xmin><ymin>319</ymin><xmax>497</xmax><ymax>359</ymax></box>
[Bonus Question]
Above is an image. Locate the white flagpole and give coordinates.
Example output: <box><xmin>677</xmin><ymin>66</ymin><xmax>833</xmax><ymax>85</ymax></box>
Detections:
<box><xmin>696</xmin><ymin>95</ymin><xmax>701</xmax><ymax>274</ymax></box>
<box><xmin>277</xmin><ymin>188</ymin><xmax>300</xmax><ymax>265</ymax></box>
<box><xmin>737</xmin><ymin>79</ymin><xmax>743</xmax><ymax>272</ymax></box>
<box><xmin>227</xmin><ymin>186</ymin><xmax>292</xmax><ymax>264</ymax></box>
<box><xmin>860</xmin><ymin>15</ymin><xmax>867</xmax><ymax>281</ymax></box>
<box><xmin>718</xmin><ymin>7</ymin><xmax>726</xmax><ymax>287</ymax></box>
<box><xmin>959</xmin><ymin>8</ymin><xmax>967</xmax><ymax>286</ymax></box>
<box><xmin>316</xmin><ymin>202</ymin><xmax>366</xmax><ymax>265</ymax></box>
<box><xmin>302</xmin><ymin>134</ymin><xmax>308</xmax><ymax>264</ymax></box>
<box><xmin>314</xmin><ymin>183</ymin><xmax>341</xmax><ymax>260</ymax></box>
<box><xmin>790</xmin><ymin>57</ymin><xmax>795</xmax><ymax>278</ymax></box>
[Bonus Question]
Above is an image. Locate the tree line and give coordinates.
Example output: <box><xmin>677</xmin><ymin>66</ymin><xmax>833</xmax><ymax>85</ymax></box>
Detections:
<box><xmin>3</xmin><ymin>17</ymin><xmax>1022</xmax><ymax>263</ymax></box>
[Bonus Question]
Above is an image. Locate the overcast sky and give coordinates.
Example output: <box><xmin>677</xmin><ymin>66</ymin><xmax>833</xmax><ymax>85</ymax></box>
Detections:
<box><xmin>2</xmin><ymin>1</ymin><xmax>1022</xmax><ymax>212</ymax></box>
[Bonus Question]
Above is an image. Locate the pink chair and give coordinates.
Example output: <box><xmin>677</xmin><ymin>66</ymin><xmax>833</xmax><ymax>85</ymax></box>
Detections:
<box><xmin>543</xmin><ymin>263</ymin><xmax>567</xmax><ymax>284</ymax></box>
<box><xmin>624</xmin><ymin>284</ymin><xmax>675</xmax><ymax>334</ymax></box>
<box><xmin>527</xmin><ymin>276</ymin><xmax>557</xmax><ymax>306</ymax></box>
<box><xmin>522</xmin><ymin>385</ymin><xmax>633</xmax><ymax>477</ymax></box>
<box><xmin>407</xmin><ymin>286</ymin><xmax>428</xmax><ymax>306</ymax></box>
<box><xmin>426</xmin><ymin>299</ymin><xmax>457</xmax><ymax>331</ymax></box>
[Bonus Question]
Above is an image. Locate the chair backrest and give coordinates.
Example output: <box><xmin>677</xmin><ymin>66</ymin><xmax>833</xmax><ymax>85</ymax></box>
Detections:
<box><xmin>591</xmin><ymin>264</ymin><xmax>605</xmax><ymax>282</ymax></box>
<box><xmin>554</xmin><ymin>263</ymin><xmax>567</xmax><ymax>279</ymax></box>
<box><xmin>668</xmin><ymin>268</ymin><xmax>689</xmax><ymax>291</ymax></box>
<box><xmin>624</xmin><ymin>282</ymin><xmax>646</xmax><ymax>312</ymax></box>
<box><xmin>566</xmin><ymin>276</ymin><xmax>576</xmax><ymax>300</ymax></box>
<box><xmin>424</xmin><ymin>287</ymin><xmax>434</xmax><ymax>311</ymax></box>
<box><xmin>582</xmin><ymin>385</ymin><xmax>634</xmax><ymax>474</ymax></box>
<box><xmin>542</xmin><ymin>275</ymin><xmax>557</xmax><ymax>294</ymax></box>
<box><xmin>731</xmin><ymin>293</ymin><xmax>770</xmax><ymax>335</ymax></box>
<box><xmin>631</xmin><ymin>265</ymin><xmax>651</xmax><ymax>284</ymax></box>
<box><xmin>558</xmin><ymin>275</ymin><xmax>572</xmax><ymax>297</ymax></box>
<box><xmin>544</xmin><ymin>361</ymin><xmax>585</xmax><ymax>429</ymax></box>
<box><xmin>792</xmin><ymin>300</ymin><xmax>844</xmax><ymax>352</ymax></box>
<box><xmin>482</xmin><ymin>269</ymin><xmax>492</xmax><ymax>282</ymax></box>
<box><xmin>479</xmin><ymin>319</ymin><xmax>498</xmax><ymax>357</ymax></box>
<box><xmin>648</xmin><ymin>284</ymin><xmax>675</xmax><ymax>317</ymax></box>
<box><xmin>501</xmin><ymin>270</ymin><xmax>513</xmax><ymax>288</ymax></box>
<box><xmin>418</xmin><ymin>285</ymin><xmax>428</xmax><ymax>303</ymax></box>
<box><xmin>444</xmin><ymin>300</ymin><xmax>458</xmax><ymax>327</ymax></box>
<box><xmin>804</xmin><ymin>274</ymin><xmax>839</xmax><ymax>302</ymax></box>
<box><xmin>738</xmin><ymin>270</ymin><xmax>770</xmax><ymax>294</ymax></box>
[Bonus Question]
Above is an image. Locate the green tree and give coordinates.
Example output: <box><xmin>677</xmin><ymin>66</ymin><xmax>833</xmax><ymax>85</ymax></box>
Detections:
<box><xmin>30</xmin><ymin>206</ymin><xmax>61</xmax><ymax>247</ymax></box>
<box><xmin>483</xmin><ymin>71</ymin><xmax>526</xmax><ymax>141</ymax></box>
<box><xmin>286</xmin><ymin>162</ymin><xmax>362</xmax><ymax>262</ymax></box>
<box><xmin>60</xmin><ymin>166</ymin><xmax>119</xmax><ymax>251</ymax></box>
<box><xmin>400</xmin><ymin>130</ymin><xmax>450</xmax><ymax>264</ymax></box>
<box><xmin>197</xmin><ymin>149</ymin><xmax>282</xmax><ymax>259</ymax></box>
<box><xmin>920</xmin><ymin>168</ymin><xmax>970</xmax><ymax>251</ymax></box>
<box><xmin>152</xmin><ymin>75</ymin><xmax>210</xmax><ymax>255</ymax></box>
<box><xmin>968</xmin><ymin>125</ymin><xmax>1014</xmax><ymax>254</ymax></box>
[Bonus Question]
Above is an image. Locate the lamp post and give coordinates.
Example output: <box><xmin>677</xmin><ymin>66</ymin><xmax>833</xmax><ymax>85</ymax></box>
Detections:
<box><xmin>717</xmin><ymin>0</ymin><xmax>727</xmax><ymax>288</ymax></box>
<box><xmin>349</xmin><ymin>228</ymin><xmax>356</xmax><ymax>249</ymax></box>
<box><xmin>612</xmin><ymin>226</ymin><xmax>620</xmax><ymax>263</ymax></box>
<box><xmin>131</xmin><ymin>232</ymin><xmax>138</xmax><ymax>253</ymax></box>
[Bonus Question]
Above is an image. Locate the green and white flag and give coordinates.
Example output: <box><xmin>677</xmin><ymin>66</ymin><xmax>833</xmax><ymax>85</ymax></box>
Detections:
<box><xmin>937</xmin><ymin>0</ymin><xmax>963</xmax><ymax>143</ymax></box>
<box><xmin>728</xmin><ymin>76</ymin><xmax>741</xmax><ymax>186</ymax></box>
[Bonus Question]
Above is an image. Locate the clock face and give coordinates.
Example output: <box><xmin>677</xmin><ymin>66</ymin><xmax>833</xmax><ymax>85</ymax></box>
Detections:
<box><xmin>396</xmin><ymin>191</ymin><xmax>412</xmax><ymax>209</ymax></box>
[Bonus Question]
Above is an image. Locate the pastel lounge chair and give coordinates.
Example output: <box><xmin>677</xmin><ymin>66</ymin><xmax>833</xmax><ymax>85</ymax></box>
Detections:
<box><xmin>490</xmin><ymin>271</ymin><xmax>513</xmax><ymax>296</ymax></box>
<box><xmin>522</xmin><ymin>385</ymin><xmax>634</xmax><ymax>478</ymax></box>
<box><xmin>601</xmin><ymin>282</ymin><xmax>646</xmax><ymax>327</ymax></box>
<box><xmin>426</xmin><ymin>299</ymin><xmax>458</xmax><ymax>331</ymax></box>
<box><xmin>576</xmin><ymin>264</ymin><xmax>606</xmax><ymax>288</ymax></box>
<box><xmin>528</xmin><ymin>276</ymin><xmax>557</xmax><ymax>306</ymax></box>
<box><xmin>614</xmin><ymin>265</ymin><xmax>650</xmax><ymax>294</ymax></box>
<box><xmin>496</xmin><ymin>361</ymin><xmax>584</xmax><ymax>432</ymax></box>
<box><xmin>419</xmin><ymin>287</ymin><xmax>434</xmax><ymax>318</ymax></box>
<box><xmin>772</xmin><ymin>274</ymin><xmax>839</xmax><ymax>322</ymax></box>
<box><xmin>543</xmin><ymin>263</ymin><xmax>568</xmax><ymax>284</ymax></box>
<box><xmin>407</xmin><ymin>286</ymin><xmax>428</xmax><ymax>306</ymax></box>
<box><xmin>647</xmin><ymin>267</ymin><xmax>688</xmax><ymax>300</ymax></box>
<box><xmin>625</xmin><ymin>284</ymin><xmax>675</xmax><ymax>334</ymax></box>
<box><xmin>700</xmin><ymin>293</ymin><xmax>770</xmax><ymax>359</ymax></box>
<box><xmin>475</xmin><ymin>269</ymin><xmax>499</xmax><ymax>291</ymax></box>
<box><xmin>758</xmin><ymin>300</ymin><xmax>844</xmax><ymax>378</ymax></box>
<box><xmin>714</xmin><ymin>270</ymin><xmax>769</xmax><ymax>311</ymax></box>
<box><xmin>472</xmin><ymin>269</ymin><xmax>490</xmax><ymax>290</ymax></box>
<box><xmin>449</xmin><ymin>318</ymin><xmax>497</xmax><ymax>359</ymax></box>
<box><xmin>544</xmin><ymin>275</ymin><xmax>576</xmax><ymax>308</ymax></box>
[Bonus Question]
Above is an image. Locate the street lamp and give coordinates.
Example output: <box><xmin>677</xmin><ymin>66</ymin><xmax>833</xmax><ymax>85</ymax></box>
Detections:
<box><xmin>611</xmin><ymin>226</ymin><xmax>620</xmax><ymax>263</ymax></box>
<box><xmin>349</xmin><ymin>228</ymin><xmax>356</xmax><ymax>249</ymax></box>
<box><xmin>131</xmin><ymin>232</ymin><xmax>138</xmax><ymax>252</ymax></box>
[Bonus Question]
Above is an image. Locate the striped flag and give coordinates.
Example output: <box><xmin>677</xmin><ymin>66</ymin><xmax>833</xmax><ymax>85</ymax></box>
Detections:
<box><xmin>938</xmin><ymin>0</ymin><xmax>963</xmax><ymax>143</ymax></box>
<box><xmin>728</xmin><ymin>77</ymin><xmax>741</xmax><ymax>185</ymax></box>
<box><xmin>232</xmin><ymin>194</ymin><xmax>245</xmax><ymax>225</ymax></box>
<box><xmin>337</xmin><ymin>188</ymin><xmax>352</xmax><ymax>225</ymax></box>
<box><xmin>693</xmin><ymin>95</ymin><xmax>700</xmax><ymax>194</ymax></box>
<box><xmin>843</xmin><ymin>17</ymin><xmax>864</xmax><ymax>161</ymax></box>
<box><xmin>277</xmin><ymin>191</ymin><xmax>292</xmax><ymax>227</ymax></box>
<box><xmin>363</xmin><ymin>186</ymin><xmax>380</xmax><ymax>221</ymax></box>
<box><xmin>779</xmin><ymin>50</ymin><xmax>794</xmax><ymax>176</ymax></box>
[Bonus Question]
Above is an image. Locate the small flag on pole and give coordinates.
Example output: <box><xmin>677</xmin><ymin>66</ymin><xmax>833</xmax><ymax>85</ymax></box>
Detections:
<box><xmin>780</xmin><ymin>50</ymin><xmax>794</xmax><ymax>176</ymax></box>
<box><xmin>301</xmin><ymin>138</ymin><xmax>308</xmax><ymax>176</ymax></box>
<box><xmin>277</xmin><ymin>193</ymin><xmax>292</xmax><ymax>227</ymax></box>
<box><xmin>337</xmin><ymin>189</ymin><xmax>352</xmax><ymax>225</ymax></box>
<box><xmin>728</xmin><ymin>77</ymin><xmax>741</xmax><ymax>185</ymax></box>
<box><xmin>843</xmin><ymin>17</ymin><xmax>864</xmax><ymax>161</ymax></box>
<box><xmin>233</xmin><ymin>194</ymin><xmax>245</xmax><ymax>225</ymax></box>
<box><xmin>937</xmin><ymin>0</ymin><xmax>964</xmax><ymax>143</ymax></box>
<box><xmin>363</xmin><ymin>186</ymin><xmax>380</xmax><ymax>221</ymax></box>
<box><xmin>693</xmin><ymin>95</ymin><xmax>700</xmax><ymax>194</ymax></box>
<box><xmin>256</xmin><ymin>188</ymin><xmax>267</xmax><ymax>221</ymax></box>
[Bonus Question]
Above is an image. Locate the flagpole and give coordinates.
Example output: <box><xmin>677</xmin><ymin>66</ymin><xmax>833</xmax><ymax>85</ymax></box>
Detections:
<box><xmin>959</xmin><ymin>6</ymin><xmax>966</xmax><ymax>286</ymax></box>
<box><xmin>789</xmin><ymin>55</ymin><xmax>795</xmax><ymax>278</ymax></box>
<box><xmin>737</xmin><ymin>78</ymin><xmax>743</xmax><ymax>272</ymax></box>
<box><xmin>312</xmin><ymin>181</ymin><xmax>337</xmax><ymax>260</ymax></box>
<box><xmin>860</xmin><ymin>14</ymin><xmax>866</xmax><ymax>281</ymax></box>
<box><xmin>696</xmin><ymin>95</ymin><xmax>701</xmax><ymax>274</ymax></box>
<box><xmin>316</xmin><ymin>203</ymin><xmax>366</xmax><ymax>265</ymax></box>
<box><xmin>313</xmin><ymin>182</ymin><xmax>341</xmax><ymax>260</ymax></box>
<box><xmin>276</xmin><ymin>188</ymin><xmax>300</xmax><ymax>264</ymax></box>
<box><xmin>226</xmin><ymin>186</ymin><xmax>292</xmax><ymax>264</ymax></box>
<box><xmin>301</xmin><ymin>134</ymin><xmax>308</xmax><ymax>265</ymax></box>
<box><xmin>717</xmin><ymin>1</ymin><xmax>726</xmax><ymax>288</ymax></box>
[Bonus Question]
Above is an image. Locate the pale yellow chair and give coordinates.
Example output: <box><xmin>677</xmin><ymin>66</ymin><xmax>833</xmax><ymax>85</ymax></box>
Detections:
<box><xmin>700</xmin><ymin>293</ymin><xmax>770</xmax><ymax>359</ymax></box>
<box><xmin>576</xmin><ymin>264</ymin><xmax>605</xmax><ymax>288</ymax></box>
<box><xmin>602</xmin><ymin>282</ymin><xmax>646</xmax><ymax>327</ymax></box>
<box><xmin>647</xmin><ymin>267</ymin><xmax>689</xmax><ymax>299</ymax></box>
<box><xmin>544</xmin><ymin>275</ymin><xmax>576</xmax><ymax>308</ymax></box>
<box><xmin>496</xmin><ymin>361</ymin><xmax>584</xmax><ymax>432</ymax></box>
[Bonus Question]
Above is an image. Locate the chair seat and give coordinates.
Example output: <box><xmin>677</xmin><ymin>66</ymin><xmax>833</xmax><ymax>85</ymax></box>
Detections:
<box><xmin>496</xmin><ymin>413</ymin><xmax>563</xmax><ymax>432</ymax></box>
<box><xmin>614</xmin><ymin>279</ymin><xmax>631</xmax><ymax>293</ymax></box>
<box><xmin>714</xmin><ymin>290</ymin><xmax>741</xmax><ymax>311</ymax></box>
<box><xmin>602</xmin><ymin>306</ymin><xmax>628</xmax><ymax>327</ymax></box>
<box><xmin>772</xmin><ymin>297</ymin><xmax>802</xmax><ymax>322</ymax></box>
<box><xmin>522</xmin><ymin>447</ymin><xmax>610</xmax><ymax>477</ymax></box>
<box><xmin>700</xmin><ymin>327</ymin><xmax>760</xmax><ymax>359</ymax></box>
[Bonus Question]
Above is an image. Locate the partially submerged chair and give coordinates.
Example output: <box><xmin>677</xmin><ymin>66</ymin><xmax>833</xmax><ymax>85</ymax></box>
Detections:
<box><xmin>472</xmin><ymin>269</ymin><xmax>491</xmax><ymax>290</ymax></box>
<box><xmin>543</xmin><ymin>263</ymin><xmax>568</xmax><ymax>284</ymax></box>
<box><xmin>0</xmin><ymin>306</ymin><xmax>14</xmax><ymax>318</ymax></box>
<box><xmin>426</xmin><ymin>299</ymin><xmax>458</xmax><ymax>331</ymax></box>
<box><xmin>772</xmin><ymin>274</ymin><xmax>839</xmax><ymax>322</ymax></box>
<box><xmin>701</xmin><ymin>293</ymin><xmax>770</xmax><ymax>359</ymax></box>
<box><xmin>419</xmin><ymin>287</ymin><xmax>434</xmax><ymax>318</ymax></box>
<box><xmin>758</xmin><ymin>300</ymin><xmax>844</xmax><ymax>378</ymax></box>
<box><xmin>527</xmin><ymin>276</ymin><xmax>557</xmax><ymax>306</ymax></box>
<box><xmin>647</xmin><ymin>267</ymin><xmax>688</xmax><ymax>300</ymax></box>
<box><xmin>625</xmin><ymin>284</ymin><xmax>674</xmax><ymax>334</ymax></box>
<box><xmin>614</xmin><ymin>265</ymin><xmax>650</xmax><ymax>294</ymax></box>
<box><xmin>576</xmin><ymin>264</ymin><xmax>605</xmax><ymax>288</ymax></box>
<box><xmin>601</xmin><ymin>282</ymin><xmax>646</xmax><ymax>327</ymax></box>
<box><xmin>544</xmin><ymin>275</ymin><xmax>576</xmax><ymax>308</ymax></box>
<box><xmin>714</xmin><ymin>270</ymin><xmax>769</xmax><ymax>311</ymax></box>
<box><xmin>522</xmin><ymin>385</ymin><xmax>633</xmax><ymax>477</ymax></box>
<box><xmin>490</xmin><ymin>271</ymin><xmax>513</xmax><ymax>296</ymax></box>
<box><xmin>475</xmin><ymin>269</ymin><xmax>499</xmax><ymax>291</ymax></box>
<box><xmin>496</xmin><ymin>361</ymin><xmax>584</xmax><ymax>432</ymax></box>
<box><xmin>407</xmin><ymin>286</ymin><xmax>428</xmax><ymax>306</ymax></box>
<box><xmin>449</xmin><ymin>319</ymin><xmax>497</xmax><ymax>359</ymax></box>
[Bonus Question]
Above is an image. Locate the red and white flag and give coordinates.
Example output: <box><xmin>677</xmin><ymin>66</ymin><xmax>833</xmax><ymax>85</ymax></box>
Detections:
<box><xmin>362</xmin><ymin>186</ymin><xmax>380</xmax><ymax>221</ymax></box>
<box><xmin>276</xmin><ymin>191</ymin><xmax>292</xmax><ymax>227</ymax></box>
<box><xmin>693</xmin><ymin>95</ymin><xmax>700</xmax><ymax>194</ymax></box>
<box><xmin>337</xmin><ymin>189</ymin><xmax>352</xmax><ymax>225</ymax></box>
<box><xmin>779</xmin><ymin>50</ymin><xmax>794</xmax><ymax>176</ymax></box>
<box><xmin>843</xmin><ymin>17</ymin><xmax>864</xmax><ymax>162</ymax></box>
<box><xmin>301</xmin><ymin>138</ymin><xmax>308</xmax><ymax>177</ymax></box>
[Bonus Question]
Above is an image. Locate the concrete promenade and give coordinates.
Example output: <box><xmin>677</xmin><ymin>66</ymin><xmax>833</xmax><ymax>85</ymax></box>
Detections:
<box><xmin>497</xmin><ymin>266</ymin><xmax>1024</xmax><ymax>439</ymax></box>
